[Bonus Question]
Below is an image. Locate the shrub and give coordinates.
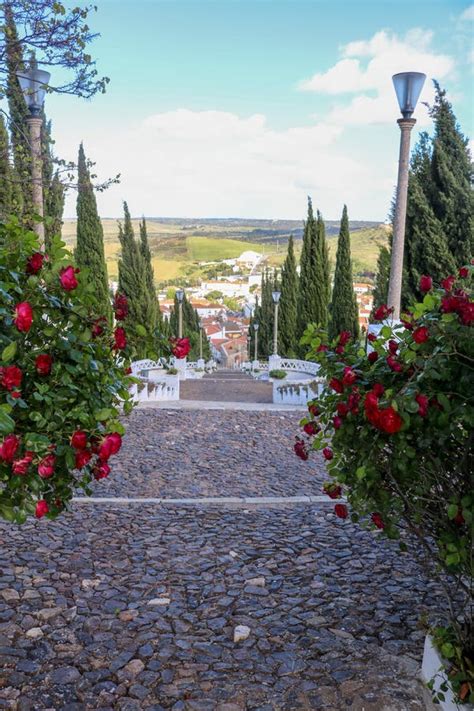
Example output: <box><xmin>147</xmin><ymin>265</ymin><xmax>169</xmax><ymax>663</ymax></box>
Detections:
<box><xmin>166</xmin><ymin>367</ymin><xmax>178</xmax><ymax>375</ymax></box>
<box><xmin>269</xmin><ymin>369</ymin><xmax>287</xmax><ymax>379</ymax></box>
<box><xmin>297</xmin><ymin>267</ymin><xmax>473</xmax><ymax>704</ymax></box>
<box><xmin>0</xmin><ymin>221</ymin><xmax>139</xmax><ymax>523</ymax></box>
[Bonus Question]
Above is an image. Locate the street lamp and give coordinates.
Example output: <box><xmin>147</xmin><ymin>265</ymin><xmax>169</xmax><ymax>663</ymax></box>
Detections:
<box><xmin>272</xmin><ymin>291</ymin><xmax>281</xmax><ymax>356</ymax></box>
<box><xmin>16</xmin><ymin>55</ymin><xmax>51</xmax><ymax>245</ymax></box>
<box><xmin>387</xmin><ymin>71</ymin><xmax>426</xmax><ymax>320</ymax></box>
<box><xmin>176</xmin><ymin>289</ymin><xmax>184</xmax><ymax>338</ymax></box>
<box><xmin>253</xmin><ymin>322</ymin><xmax>259</xmax><ymax>362</ymax></box>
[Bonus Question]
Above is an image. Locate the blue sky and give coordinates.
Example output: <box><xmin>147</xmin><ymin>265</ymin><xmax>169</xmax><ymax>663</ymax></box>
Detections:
<box><xmin>42</xmin><ymin>0</ymin><xmax>473</xmax><ymax>220</ymax></box>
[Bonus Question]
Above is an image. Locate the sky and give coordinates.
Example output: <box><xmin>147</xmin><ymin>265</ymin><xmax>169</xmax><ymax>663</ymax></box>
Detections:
<box><xmin>38</xmin><ymin>0</ymin><xmax>474</xmax><ymax>220</ymax></box>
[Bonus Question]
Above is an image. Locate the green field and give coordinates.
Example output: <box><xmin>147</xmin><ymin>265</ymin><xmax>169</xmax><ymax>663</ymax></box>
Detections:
<box><xmin>62</xmin><ymin>218</ymin><xmax>388</xmax><ymax>286</ymax></box>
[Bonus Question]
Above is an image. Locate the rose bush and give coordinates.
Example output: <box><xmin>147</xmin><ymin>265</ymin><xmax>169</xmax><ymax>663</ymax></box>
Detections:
<box><xmin>297</xmin><ymin>267</ymin><xmax>473</xmax><ymax>704</ymax></box>
<box><xmin>0</xmin><ymin>220</ymin><xmax>150</xmax><ymax>523</ymax></box>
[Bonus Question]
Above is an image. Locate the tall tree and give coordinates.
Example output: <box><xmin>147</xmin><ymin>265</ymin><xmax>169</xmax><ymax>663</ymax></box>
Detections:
<box><xmin>118</xmin><ymin>202</ymin><xmax>150</xmax><ymax>355</ymax></box>
<box><xmin>0</xmin><ymin>114</ymin><xmax>13</xmax><ymax>220</ymax></box>
<box><xmin>279</xmin><ymin>235</ymin><xmax>298</xmax><ymax>356</ymax></box>
<box><xmin>3</xmin><ymin>4</ymin><xmax>31</xmax><ymax>217</ymax></box>
<box><xmin>42</xmin><ymin>118</ymin><xmax>64</xmax><ymax>246</ymax></box>
<box><xmin>75</xmin><ymin>143</ymin><xmax>110</xmax><ymax>319</ymax></box>
<box><xmin>403</xmin><ymin>174</ymin><xmax>456</xmax><ymax>307</ymax></box>
<box><xmin>296</xmin><ymin>197</ymin><xmax>318</xmax><ymax>348</ymax></box>
<box><xmin>329</xmin><ymin>205</ymin><xmax>359</xmax><ymax>340</ymax></box>
<box><xmin>314</xmin><ymin>209</ymin><xmax>331</xmax><ymax>328</ymax></box>
<box><xmin>169</xmin><ymin>290</ymin><xmax>210</xmax><ymax>361</ymax></box>
<box><xmin>139</xmin><ymin>217</ymin><xmax>161</xmax><ymax>330</ymax></box>
<box><xmin>371</xmin><ymin>245</ymin><xmax>391</xmax><ymax>318</ymax></box>
<box><xmin>429</xmin><ymin>83</ymin><xmax>473</xmax><ymax>266</ymax></box>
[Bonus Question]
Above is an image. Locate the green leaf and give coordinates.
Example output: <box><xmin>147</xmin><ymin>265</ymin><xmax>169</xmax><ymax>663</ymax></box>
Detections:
<box><xmin>94</xmin><ymin>408</ymin><xmax>113</xmax><ymax>421</ymax></box>
<box><xmin>1</xmin><ymin>341</ymin><xmax>17</xmax><ymax>363</ymax></box>
<box><xmin>135</xmin><ymin>324</ymin><xmax>147</xmax><ymax>337</ymax></box>
<box><xmin>0</xmin><ymin>409</ymin><xmax>15</xmax><ymax>435</ymax></box>
<box><xmin>356</xmin><ymin>466</ymin><xmax>366</xmax><ymax>480</ymax></box>
<box><xmin>447</xmin><ymin>504</ymin><xmax>458</xmax><ymax>520</ymax></box>
<box><xmin>441</xmin><ymin>643</ymin><xmax>455</xmax><ymax>659</ymax></box>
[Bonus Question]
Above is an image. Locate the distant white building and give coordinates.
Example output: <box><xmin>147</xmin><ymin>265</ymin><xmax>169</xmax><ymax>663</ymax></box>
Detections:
<box><xmin>236</xmin><ymin>251</ymin><xmax>261</xmax><ymax>269</ymax></box>
<box><xmin>200</xmin><ymin>280</ymin><xmax>250</xmax><ymax>298</ymax></box>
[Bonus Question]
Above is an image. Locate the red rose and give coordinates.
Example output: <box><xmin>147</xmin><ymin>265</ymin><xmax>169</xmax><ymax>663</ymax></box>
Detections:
<box><xmin>125</xmin><ymin>367</ymin><xmax>132</xmax><ymax>375</ymax></box>
<box><xmin>26</xmin><ymin>252</ymin><xmax>44</xmax><ymax>274</ymax></box>
<box><xmin>114</xmin><ymin>292</ymin><xmax>128</xmax><ymax>321</ymax></box>
<box><xmin>308</xmin><ymin>404</ymin><xmax>319</xmax><ymax>417</ymax></box>
<box><xmin>387</xmin><ymin>355</ymin><xmax>402</xmax><ymax>372</ymax></box>
<box><xmin>322</xmin><ymin>447</ymin><xmax>333</xmax><ymax>461</ymax></box>
<box><xmin>92</xmin><ymin>317</ymin><xmax>106</xmax><ymax>338</ymax></box>
<box><xmin>348</xmin><ymin>391</ymin><xmax>360</xmax><ymax>413</ymax></box>
<box><xmin>364</xmin><ymin>392</ymin><xmax>379</xmax><ymax>412</ymax></box>
<box><xmin>373</xmin><ymin>304</ymin><xmax>391</xmax><ymax>321</ymax></box>
<box><xmin>94</xmin><ymin>461</ymin><xmax>111</xmax><ymax>480</ymax></box>
<box><xmin>368</xmin><ymin>351</ymin><xmax>378</xmax><ymax>363</ymax></box>
<box><xmin>59</xmin><ymin>265</ymin><xmax>79</xmax><ymax>291</ymax></box>
<box><xmin>367</xmin><ymin>332</ymin><xmax>377</xmax><ymax>342</ymax></box>
<box><xmin>334</xmin><ymin>345</ymin><xmax>345</xmax><ymax>355</ymax></box>
<box><xmin>294</xmin><ymin>439</ymin><xmax>308</xmax><ymax>461</ymax></box>
<box><xmin>323</xmin><ymin>483</ymin><xmax>342</xmax><ymax>499</ymax></box>
<box><xmin>401</xmin><ymin>312</ymin><xmax>414</xmax><ymax>330</ymax></box>
<box><xmin>441</xmin><ymin>275</ymin><xmax>456</xmax><ymax>291</ymax></box>
<box><xmin>75</xmin><ymin>450</ymin><xmax>92</xmax><ymax>469</ymax></box>
<box><xmin>35</xmin><ymin>500</ymin><xmax>49</xmax><ymax>518</ymax></box>
<box><xmin>459</xmin><ymin>266</ymin><xmax>469</xmax><ymax>279</ymax></box>
<box><xmin>371</xmin><ymin>512</ymin><xmax>385</xmax><ymax>530</ymax></box>
<box><xmin>0</xmin><ymin>365</ymin><xmax>22</xmax><ymax>391</ymax></box>
<box><xmin>14</xmin><ymin>302</ymin><xmax>33</xmax><ymax>332</ymax></box>
<box><xmin>303</xmin><ymin>422</ymin><xmax>319</xmax><ymax>436</ymax></box>
<box><xmin>114</xmin><ymin>327</ymin><xmax>127</xmax><ymax>350</ymax></box>
<box><xmin>336</xmin><ymin>402</ymin><xmax>349</xmax><ymax>417</ymax></box>
<box><xmin>170</xmin><ymin>337</ymin><xmax>191</xmax><ymax>359</ymax></box>
<box><xmin>415</xmin><ymin>393</ymin><xmax>429</xmax><ymax>417</ymax></box>
<box><xmin>329</xmin><ymin>378</ymin><xmax>344</xmax><ymax>394</ymax></box>
<box><xmin>377</xmin><ymin>407</ymin><xmax>403</xmax><ymax>434</ymax></box>
<box><xmin>372</xmin><ymin>383</ymin><xmax>385</xmax><ymax>397</ymax></box>
<box><xmin>98</xmin><ymin>432</ymin><xmax>122</xmax><ymax>461</ymax></box>
<box><xmin>35</xmin><ymin>354</ymin><xmax>53</xmax><ymax>375</ymax></box>
<box><xmin>333</xmin><ymin>416</ymin><xmax>343</xmax><ymax>430</ymax></box>
<box><xmin>38</xmin><ymin>454</ymin><xmax>55</xmax><ymax>478</ymax></box>
<box><xmin>342</xmin><ymin>367</ymin><xmax>356</xmax><ymax>386</ymax></box>
<box><xmin>419</xmin><ymin>275</ymin><xmax>433</xmax><ymax>292</ymax></box>
<box><xmin>388</xmin><ymin>340</ymin><xmax>398</xmax><ymax>355</ymax></box>
<box><xmin>454</xmin><ymin>508</ymin><xmax>465</xmax><ymax>526</ymax></box>
<box><xmin>334</xmin><ymin>504</ymin><xmax>348</xmax><ymax>519</ymax></box>
<box><xmin>0</xmin><ymin>434</ymin><xmax>20</xmax><ymax>462</ymax></box>
<box><xmin>459</xmin><ymin>302</ymin><xmax>474</xmax><ymax>325</ymax></box>
<box><xmin>412</xmin><ymin>326</ymin><xmax>429</xmax><ymax>344</ymax></box>
<box><xmin>71</xmin><ymin>430</ymin><xmax>88</xmax><ymax>450</ymax></box>
<box><xmin>338</xmin><ymin>331</ymin><xmax>351</xmax><ymax>346</ymax></box>
<box><xmin>12</xmin><ymin>451</ymin><xmax>34</xmax><ymax>475</ymax></box>
<box><xmin>317</xmin><ymin>344</ymin><xmax>328</xmax><ymax>353</ymax></box>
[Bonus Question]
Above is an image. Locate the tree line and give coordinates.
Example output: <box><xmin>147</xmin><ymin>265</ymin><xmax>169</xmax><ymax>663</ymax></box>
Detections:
<box><xmin>249</xmin><ymin>200</ymin><xmax>359</xmax><ymax>359</ymax></box>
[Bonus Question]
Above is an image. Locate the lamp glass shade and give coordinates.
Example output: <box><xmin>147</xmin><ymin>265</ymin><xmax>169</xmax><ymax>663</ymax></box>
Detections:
<box><xmin>253</xmin><ymin>323</ymin><xmax>259</xmax><ymax>331</ymax></box>
<box><xmin>272</xmin><ymin>291</ymin><xmax>281</xmax><ymax>304</ymax></box>
<box><xmin>176</xmin><ymin>289</ymin><xmax>184</xmax><ymax>303</ymax></box>
<box><xmin>392</xmin><ymin>72</ymin><xmax>426</xmax><ymax>118</ymax></box>
<box><xmin>16</xmin><ymin>67</ymin><xmax>51</xmax><ymax>112</ymax></box>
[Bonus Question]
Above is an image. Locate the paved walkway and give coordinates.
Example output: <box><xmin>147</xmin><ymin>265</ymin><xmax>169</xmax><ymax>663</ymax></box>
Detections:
<box><xmin>180</xmin><ymin>370</ymin><xmax>273</xmax><ymax>404</ymax></box>
<box><xmin>0</xmin><ymin>407</ymin><xmax>443</xmax><ymax>710</ymax></box>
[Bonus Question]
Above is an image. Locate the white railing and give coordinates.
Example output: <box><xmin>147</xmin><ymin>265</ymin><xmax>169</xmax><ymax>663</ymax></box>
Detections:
<box><xmin>278</xmin><ymin>359</ymin><xmax>320</xmax><ymax>376</ymax></box>
<box><xmin>130</xmin><ymin>359</ymin><xmax>165</xmax><ymax>377</ymax></box>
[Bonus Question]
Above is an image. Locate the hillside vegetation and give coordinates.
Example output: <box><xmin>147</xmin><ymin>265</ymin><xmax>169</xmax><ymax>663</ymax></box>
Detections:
<box><xmin>61</xmin><ymin>218</ymin><xmax>389</xmax><ymax>286</ymax></box>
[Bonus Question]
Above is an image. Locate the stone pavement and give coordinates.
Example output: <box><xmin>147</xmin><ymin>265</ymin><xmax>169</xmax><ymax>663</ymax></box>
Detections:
<box><xmin>0</xmin><ymin>407</ymin><xmax>444</xmax><ymax>710</ymax></box>
<box><xmin>180</xmin><ymin>370</ymin><xmax>273</xmax><ymax>404</ymax></box>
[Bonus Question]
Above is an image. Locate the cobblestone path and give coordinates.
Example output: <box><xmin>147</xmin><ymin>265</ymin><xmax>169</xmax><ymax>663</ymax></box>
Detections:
<box><xmin>180</xmin><ymin>370</ymin><xmax>273</xmax><ymax>404</ymax></box>
<box><xmin>0</xmin><ymin>407</ymin><xmax>443</xmax><ymax>710</ymax></box>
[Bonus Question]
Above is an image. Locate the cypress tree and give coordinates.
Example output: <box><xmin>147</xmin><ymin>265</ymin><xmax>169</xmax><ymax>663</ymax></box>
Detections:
<box><xmin>279</xmin><ymin>235</ymin><xmax>298</xmax><ymax>356</ymax></box>
<box><xmin>169</xmin><ymin>291</ymin><xmax>210</xmax><ymax>360</ymax></box>
<box><xmin>0</xmin><ymin>114</ymin><xmax>13</xmax><ymax>221</ymax></box>
<box><xmin>403</xmin><ymin>174</ymin><xmax>456</xmax><ymax>307</ymax></box>
<box><xmin>329</xmin><ymin>205</ymin><xmax>359</xmax><ymax>340</ymax></box>
<box><xmin>371</xmin><ymin>245</ymin><xmax>391</xmax><ymax>317</ymax></box>
<box><xmin>139</xmin><ymin>218</ymin><xmax>161</xmax><ymax>330</ymax></box>
<box><xmin>296</xmin><ymin>197</ymin><xmax>318</xmax><ymax>348</ymax></box>
<box><xmin>75</xmin><ymin>143</ymin><xmax>111</xmax><ymax>320</ymax></box>
<box><xmin>118</xmin><ymin>202</ymin><xmax>150</xmax><ymax>354</ymax></box>
<box><xmin>4</xmin><ymin>6</ymin><xmax>31</xmax><ymax>217</ymax></box>
<box><xmin>314</xmin><ymin>209</ymin><xmax>331</xmax><ymax>328</ymax></box>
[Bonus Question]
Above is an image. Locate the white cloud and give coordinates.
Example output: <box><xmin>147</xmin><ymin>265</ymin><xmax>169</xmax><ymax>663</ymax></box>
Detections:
<box><xmin>298</xmin><ymin>29</ymin><xmax>454</xmax><ymax>125</ymax></box>
<box><xmin>460</xmin><ymin>5</ymin><xmax>474</xmax><ymax>21</ymax></box>
<box><xmin>57</xmin><ymin>106</ymin><xmax>394</xmax><ymax>221</ymax></box>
